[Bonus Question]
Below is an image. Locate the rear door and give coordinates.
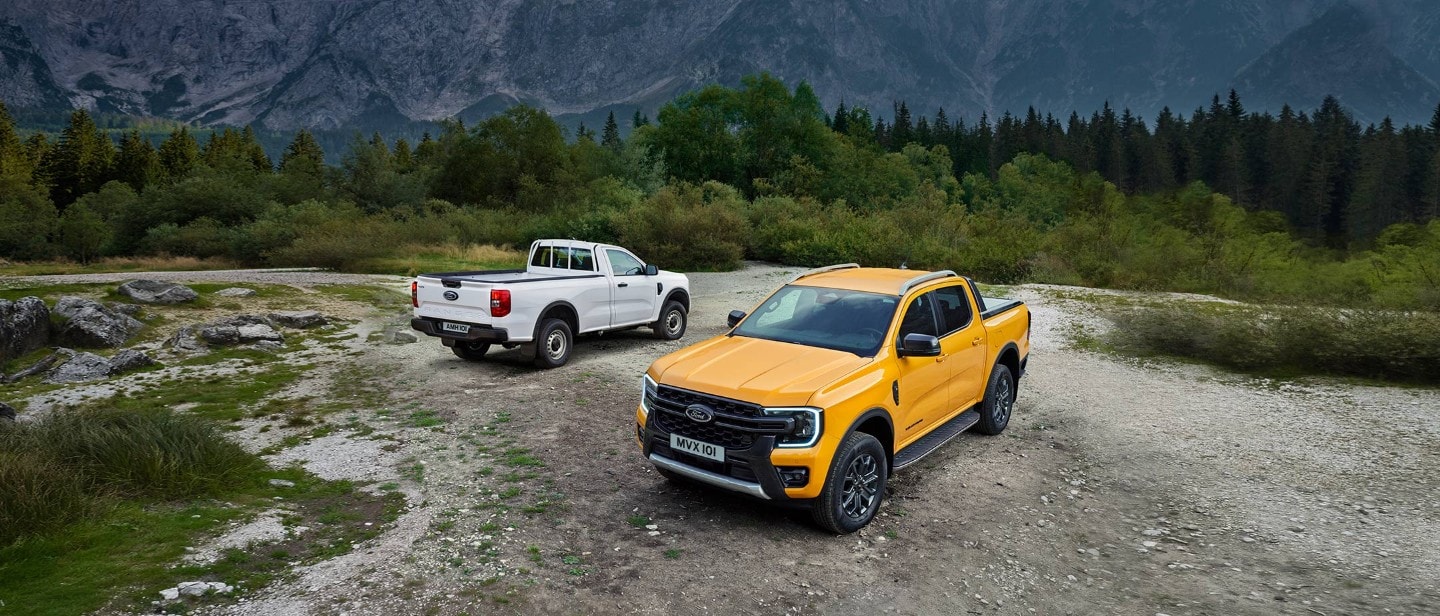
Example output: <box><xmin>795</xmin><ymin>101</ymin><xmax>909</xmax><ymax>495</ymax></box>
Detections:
<box><xmin>604</xmin><ymin>248</ymin><xmax>655</xmax><ymax>327</ymax></box>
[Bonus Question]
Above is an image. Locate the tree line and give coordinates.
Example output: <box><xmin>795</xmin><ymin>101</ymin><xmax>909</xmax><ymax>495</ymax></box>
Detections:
<box><xmin>1</xmin><ymin>74</ymin><xmax>1436</xmax><ymax>309</ymax></box>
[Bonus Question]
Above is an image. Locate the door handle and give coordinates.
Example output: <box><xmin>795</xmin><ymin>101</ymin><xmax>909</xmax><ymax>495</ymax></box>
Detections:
<box><xmin>617</xmin><ymin>283</ymin><xmax>629</xmax><ymax>288</ymax></box>
<box><xmin>935</xmin><ymin>354</ymin><xmax>948</xmax><ymax>363</ymax></box>
<box><xmin>971</xmin><ymin>337</ymin><xmax>982</xmax><ymax>346</ymax></box>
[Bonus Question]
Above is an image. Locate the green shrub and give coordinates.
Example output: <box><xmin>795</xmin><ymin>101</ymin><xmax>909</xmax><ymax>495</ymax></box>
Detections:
<box><xmin>0</xmin><ymin>407</ymin><xmax>264</xmax><ymax>546</ymax></box>
<box><xmin>1105</xmin><ymin>303</ymin><xmax>1440</xmax><ymax>383</ymax></box>
<box><xmin>617</xmin><ymin>182</ymin><xmax>748</xmax><ymax>271</ymax></box>
<box><xmin>0</xmin><ymin>447</ymin><xmax>94</xmax><ymax>546</ymax></box>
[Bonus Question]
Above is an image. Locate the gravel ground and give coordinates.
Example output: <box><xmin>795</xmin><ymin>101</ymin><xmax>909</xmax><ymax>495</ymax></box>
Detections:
<box><xmin>8</xmin><ymin>266</ymin><xmax>1437</xmax><ymax>615</ymax></box>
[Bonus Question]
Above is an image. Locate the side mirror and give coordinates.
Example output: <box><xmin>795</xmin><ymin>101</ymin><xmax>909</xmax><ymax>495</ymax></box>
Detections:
<box><xmin>727</xmin><ymin>310</ymin><xmax>747</xmax><ymax>328</ymax></box>
<box><xmin>897</xmin><ymin>333</ymin><xmax>941</xmax><ymax>357</ymax></box>
<box><xmin>644</xmin><ymin>264</ymin><xmax>659</xmax><ymax>276</ymax></box>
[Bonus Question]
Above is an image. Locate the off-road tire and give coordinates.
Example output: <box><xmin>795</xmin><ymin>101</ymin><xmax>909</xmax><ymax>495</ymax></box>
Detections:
<box><xmin>451</xmin><ymin>341</ymin><xmax>490</xmax><ymax>361</ymax></box>
<box><xmin>652</xmin><ymin>301</ymin><xmax>687</xmax><ymax>340</ymax></box>
<box><xmin>975</xmin><ymin>364</ymin><xmax>1015</xmax><ymax>435</ymax></box>
<box><xmin>812</xmin><ymin>432</ymin><xmax>888</xmax><ymax>534</ymax></box>
<box><xmin>533</xmin><ymin>318</ymin><xmax>573</xmax><ymax>368</ymax></box>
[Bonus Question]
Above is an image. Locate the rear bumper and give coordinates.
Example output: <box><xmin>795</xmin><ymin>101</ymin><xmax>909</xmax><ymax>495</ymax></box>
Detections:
<box><xmin>410</xmin><ymin>317</ymin><xmax>509</xmax><ymax>343</ymax></box>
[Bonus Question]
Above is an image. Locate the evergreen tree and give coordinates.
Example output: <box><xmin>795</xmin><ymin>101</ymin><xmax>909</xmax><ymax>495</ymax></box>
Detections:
<box><xmin>632</xmin><ymin>110</ymin><xmax>650</xmax><ymax>128</ymax></box>
<box><xmin>890</xmin><ymin>101</ymin><xmax>913</xmax><ymax>149</ymax></box>
<box><xmin>576</xmin><ymin>122</ymin><xmax>595</xmax><ymax>142</ymax></box>
<box><xmin>114</xmin><ymin>130</ymin><xmax>160</xmax><ymax>192</ymax></box>
<box><xmin>415</xmin><ymin>132</ymin><xmax>440</xmax><ymax>164</ymax></box>
<box><xmin>831</xmin><ymin>101</ymin><xmax>849</xmax><ymax>135</ymax></box>
<box><xmin>1349</xmin><ymin>117</ymin><xmax>1410</xmax><ymax>240</ymax></box>
<box><xmin>279</xmin><ymin>129</ymin><xmax>326</xmax><ymax>174</ymax></box>
<box><xmin>158</xmin><ymin>126</ymin><xmax>199</xmax><ymax>181</ymax></box>
<box><xmin>42</xmin><ymin>109</ymin><xmax>115</xmax><ymax>207</ymax></box>
<box><xmin>1301</xmin><ymin>96</ymin><xmax>1361</xmax><ymax>243</ymax></box>
<box><xmin>601</xmin><ymin>111</ymin><xmax>623</xmax><ymax>153</ymax></box>
<box><xmin>0</xmin><ymin>101</ymin><xmax>26</xmax><ymax>179</ymax></box>
<box><xmin>393</xmin><ymin>137</ymin><xmax>414</xmax><ymax>172</ymax></box>
<box><xmin>242</xmin><ymin>126</ymin><xmax>272</xmax><ymax>171</ymax></box>
<box><xmin>1266</xmin><ymin>105</ymin><xmax>1313</xmax><ymax>226</ymax></box>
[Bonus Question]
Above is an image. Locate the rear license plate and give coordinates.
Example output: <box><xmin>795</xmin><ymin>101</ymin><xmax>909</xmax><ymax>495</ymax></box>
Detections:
<box><xmin>441</xmin><ymin>322</ymin><xmax>471</xmax><ymax>334</ymax></box>
<box><xmin>671</xmin><ymin>434</ymin><xmax>724</xmax><ymax>462</ymax></box>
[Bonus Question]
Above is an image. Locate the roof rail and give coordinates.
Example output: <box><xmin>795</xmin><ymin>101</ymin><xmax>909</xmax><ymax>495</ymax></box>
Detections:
<box><xmin>787</xmin><ymin>263</ymin><xmax>860</xmax><ymax>284</ymax></box>
<box><xmin>898</xmin><ymin>270</ymin><xmax>957</xmax><ymax>295</ymax></box>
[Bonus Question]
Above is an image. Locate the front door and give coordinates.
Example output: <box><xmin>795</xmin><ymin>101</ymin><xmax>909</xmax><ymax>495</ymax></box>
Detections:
<box><xmin>606</xmin><ymin>249</ymin><xmax>654</xmax><ymax>327</ymax></box>
<box><xmin>893</xmin><ymin>291</ymin><xmax>951</xmax><ymax>446</ymax></box>
<box><xmin>934</xmin><ymin>285</ymin><xmax>987</xmax><ymax>412</ymax></box>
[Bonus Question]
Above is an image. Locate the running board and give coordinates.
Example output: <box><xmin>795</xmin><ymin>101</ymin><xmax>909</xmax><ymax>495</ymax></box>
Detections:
<box><xmin>893</xmin><ymin>408</ymin><xmax>980</xmax><ymax>470</ymax></box>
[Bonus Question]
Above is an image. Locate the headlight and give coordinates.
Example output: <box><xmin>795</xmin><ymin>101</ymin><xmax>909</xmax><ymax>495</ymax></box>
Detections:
<box><xmin>640</xmin><ymin>374</ymin><xmax>658</xmax><ymax>417</ymax></box>
<box><xmin>763</xmin><ymin>407</ymin><xmax>822</xmax><ymax>448</ymax></box>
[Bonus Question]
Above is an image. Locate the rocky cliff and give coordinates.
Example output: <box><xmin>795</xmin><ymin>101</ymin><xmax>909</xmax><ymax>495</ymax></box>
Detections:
<box><xmin>1</xmin><ymin>0</ymin><xmax>1437</xmax><ymax>129</ymax></box>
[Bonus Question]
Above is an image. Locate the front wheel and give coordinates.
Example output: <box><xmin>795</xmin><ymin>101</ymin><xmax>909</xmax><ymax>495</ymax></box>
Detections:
<box><xmin>812</xmin><ymin>432</ymin><xmax>888</xmax><ymax>534</ymax></box>
<box><xmin>533</xmin><ymin>318</ymin><xmax>573</xmax><ymax>368</ymax></box>
<box><xmin>975</xmin><ymin>364</ymin><xmax>1015</xmax><ymax>435</ymax></box>
<box><xmin>652</xmin><ymin>301</ymin><xmax>687</xmax><ymax>340</ymax></box>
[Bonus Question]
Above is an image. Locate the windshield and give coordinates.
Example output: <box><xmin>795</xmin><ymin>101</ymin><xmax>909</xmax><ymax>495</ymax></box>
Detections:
<box><xmin>732</xmin><ymin>285</ymin><xmax>898</xmax><ymax>356</ymax></box>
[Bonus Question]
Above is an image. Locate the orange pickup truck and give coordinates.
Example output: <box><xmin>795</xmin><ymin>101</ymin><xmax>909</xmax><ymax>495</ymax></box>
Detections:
<box><xmin>635</xmin><ymin>264</ymin><xmax>1030</xmax><ymax>533</ymax></box>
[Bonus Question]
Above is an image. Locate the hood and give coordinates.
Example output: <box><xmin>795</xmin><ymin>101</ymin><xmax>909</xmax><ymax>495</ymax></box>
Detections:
<box><xmin>651</xmin><ymin>335</ymin><xmax>871</xmax><ymax>408</ymax></box>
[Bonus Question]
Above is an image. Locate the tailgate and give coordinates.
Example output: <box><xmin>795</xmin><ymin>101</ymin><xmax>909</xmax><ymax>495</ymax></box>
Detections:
<box><xmin>414</xmin><ymin>275</ymin><xmax>496</xmax><ymax>325</ymax></box>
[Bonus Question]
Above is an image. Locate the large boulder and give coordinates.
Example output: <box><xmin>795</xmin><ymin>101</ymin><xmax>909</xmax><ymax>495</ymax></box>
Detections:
<box><xmin>166</xmin><ymin>326</ymin><xmax>207</xmax><ymax>353</ymax></box>
<box><xmin>45</xmin><ymin>351</ymin><xmax>113</xmax><ymax>383</ymax></box>
<box><xmin>117</xmin><ymin>280</ymin><xmax>199</xmax><ymax>304</ymax></box>
<box><xmin>109</xmin><ymin>349</ymin><xmax>157</xmax><ymax>374</ymax></box>
<box><xmin>0</xmin><ymin>401</ymin><xmax>15</xmax><ymax>421</ymax></box>
<box><xmin>197</xmin><ymin>315</ymin><xmax>284</xmax><ymax>346</ymax></box>
<box><xmin>3</xmin><ymin>351</ymin><xmax>62</xmax><ymax>383</ymax></box>
<box><xmin>270</xmin><ymin>310</ymin><xmax>327</xmax><ymax>329</ymax></box>
<box><xmin>0</xmin><ymin>297</ymin><xmax>50</xmax><ymax>363</ymax></box>
<box><xmin>54</xmin><ymin>296</ymin><xmax>144</xmax><ymax>348</ymax></box>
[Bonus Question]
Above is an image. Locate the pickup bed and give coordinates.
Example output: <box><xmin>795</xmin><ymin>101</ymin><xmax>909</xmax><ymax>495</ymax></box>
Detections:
<box><xmin>635</xmin><ymin>264</ymin><xmax>1030</xmax><ymax>533</ymax></box>
<box><xmin>412</xmin><ymin>240</ymin><xmax>691</xmax><ymax>368</ymax></box>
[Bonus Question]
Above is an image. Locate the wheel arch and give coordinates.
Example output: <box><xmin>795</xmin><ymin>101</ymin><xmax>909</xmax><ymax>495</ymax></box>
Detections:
<box><xmin>845</xmin><ymin>408</ymin><xmax>896</xmax><ymax>469</ymax></box>
<box><xmin>663</xmin><ymin>288</ymin><xmax>690</xmax><ymax>312</ymax></box>
<box><xmin>996</xmin><ymin>342</ymin><xmax>1022</xmax><ymax>384</ymax></box>
<box><xmin>535</xmin><ymin>300</ymin><xmax>580</xmax><ymax>339</ymax></box>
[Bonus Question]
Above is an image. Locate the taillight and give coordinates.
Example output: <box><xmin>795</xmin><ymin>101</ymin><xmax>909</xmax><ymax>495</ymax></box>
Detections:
<box><xmin>411</xmin><ymin>281</ymin><xmax>418</xmax><ymax>308</ymax></box>
<box><xmin>490</xmin><ymin>289</ymin><xmax>511</xmax><ymax>317</ymax></box>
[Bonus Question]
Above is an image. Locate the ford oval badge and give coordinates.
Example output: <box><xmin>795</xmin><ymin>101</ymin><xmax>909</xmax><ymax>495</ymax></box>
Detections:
<box><xmin>685</xmin><ymin>404</ymin><xmax>715</xmax><ymax>423</ymax></box>
<box><xmin>443</xmin><ymin>290</ymin><xmax>459</xmax><ymax>301</ymax></box>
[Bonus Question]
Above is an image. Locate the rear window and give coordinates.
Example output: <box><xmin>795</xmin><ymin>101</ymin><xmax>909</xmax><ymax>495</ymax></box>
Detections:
<box><xmin>531</xmin><ymin>246</ymin><xmax>595</xmax><ymax>271</ymax></box>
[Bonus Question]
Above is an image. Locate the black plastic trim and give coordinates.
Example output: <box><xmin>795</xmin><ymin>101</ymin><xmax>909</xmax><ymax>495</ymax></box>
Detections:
<box><xmin>410</xmin><ymin>318</ymin><xmax>509</xmax><ymax>342</ymax></box>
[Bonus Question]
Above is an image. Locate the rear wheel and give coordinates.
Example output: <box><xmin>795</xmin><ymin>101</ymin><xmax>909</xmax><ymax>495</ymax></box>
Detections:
<box><xmin>812</xmin><ymin>432</ymin><xmax>887</xmax><ymax>534</ymax></box>
<box><xmin>975</xmin><ymin>364</ymin><xmax>1015</xmax><ymax>435</ymax></box>
<box><xmin>450</xmin><ymin>341</ymin><xmax>490</xmax><ymax>361</ymax></box>
<box><xmin>533</xmin><ymin>318</ymin><xmax>573</xmax><ymax>368</ymax></box>
<box><xmin>652</xmin><ymin>301</ymin><xmax>687</xmax><ymax>340</ymax></box>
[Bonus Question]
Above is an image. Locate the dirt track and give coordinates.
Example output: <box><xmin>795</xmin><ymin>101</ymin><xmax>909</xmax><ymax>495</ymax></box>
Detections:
<box><xmin>11</xmin><ymin>265</ymin><xmax>1439</xmax><ymax>615</ymax></box>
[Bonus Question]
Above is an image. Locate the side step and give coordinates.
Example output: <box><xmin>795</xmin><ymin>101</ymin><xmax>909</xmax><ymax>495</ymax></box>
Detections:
<box><xmin>893</xmin><ymin>408</ymin><xmax>980</xmax><ymax>470</ymax></box>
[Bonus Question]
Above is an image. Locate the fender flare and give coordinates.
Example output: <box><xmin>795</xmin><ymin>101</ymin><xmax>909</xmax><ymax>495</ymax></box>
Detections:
<box><xmin>842</xmin><ymin>407</ymin><xmax>896</xmax><ymax>466</ymax></box>
<box><xmin>534</xmin><ymin>300</ymin><xmax>580</xmax><ymax>340</ymax></box>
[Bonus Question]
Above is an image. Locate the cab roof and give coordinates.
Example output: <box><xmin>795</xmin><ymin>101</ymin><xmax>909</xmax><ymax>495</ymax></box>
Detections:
<box><xmin>790</xmin><ymin>267</ymin><xmax>960</xmax><ymax>296</ymax></box>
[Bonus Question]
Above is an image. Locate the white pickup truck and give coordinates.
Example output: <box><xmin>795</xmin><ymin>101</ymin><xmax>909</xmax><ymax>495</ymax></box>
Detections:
<box><xmin>410</xmin><ymin>240</ymin><xmax>692</xmax><ymax>368</ymax></box>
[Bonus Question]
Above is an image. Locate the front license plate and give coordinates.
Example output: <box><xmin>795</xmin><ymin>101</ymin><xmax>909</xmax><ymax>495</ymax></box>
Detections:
<box><xmin>671</xmin><ymin>434</ymin><xmax>724</xmax><ymax>462</ymax></box>
<box><xmin>441</xmin><ymin>322</ymin><xmax>471</xmax><ymax>334</ymax></box>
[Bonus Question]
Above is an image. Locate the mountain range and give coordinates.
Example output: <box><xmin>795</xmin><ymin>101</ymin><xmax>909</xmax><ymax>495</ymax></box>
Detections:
<box><xmin>2</xmin><ymin>0</ymin><xmax>1438</xmax><ymax>131</ymax></box>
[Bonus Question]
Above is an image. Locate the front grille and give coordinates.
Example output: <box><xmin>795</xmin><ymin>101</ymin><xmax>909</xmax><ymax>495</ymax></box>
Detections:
<box><xmin>656</xmin><ymin>386</ymin><xmax>762</xmax><ymax>416</ymax></box>
<box><xmin>648</xmin><ymin>386</ymin><xmax>791</xmax><ymax>451</ymax></box>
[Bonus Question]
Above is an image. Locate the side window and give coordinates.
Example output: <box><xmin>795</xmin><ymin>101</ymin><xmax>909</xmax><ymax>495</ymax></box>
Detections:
<box><xmin>606</xmin><ymin>249</ymin><xmax>645</xmax><ymax>276</ymax></box>
<box><xmin>897</xmin><ymin>292</ymin><xmax>939</xmax><ymax>339</ymax></box>
<box><xmin>933</xmin><ymin>286</ymin><xmax>973</xmax><ymax>336</ymax></box>
<box><xmin>531</xmin><ymin>247</ymin><xmax>552</xmax><ymax>268</ymax></box>
<box><xmin>569</xmin><ymin>248</ymin><xmax>595</xmax><ymax>271</ymax></box>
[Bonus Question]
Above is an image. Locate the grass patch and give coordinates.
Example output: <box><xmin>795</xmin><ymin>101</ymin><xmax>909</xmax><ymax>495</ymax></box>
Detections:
<box><xmin>0</xmin><ymin>408</ymin><xmax>399</xmax><ymax>616</ymax></box>
<box><xmin>1103</xmin><ymin>302</ymin><xmax>1440</xmax><ymax>384</ymax></box>
<box><xmin>627</xmin><ymin>514</ymin><xmax>651</xmax><ymax>528</ymax></box>
<box><xmin>0</xmin><ymin>256</ymin><xmax>242</xmax><ymax>277</ymax></box>
<box><xmin>109</xmin><ymin>360</ymin><xmax>312</xmax><ymax>422</ymax></box>
<box><xmin>348</xmin><ymin>243</ymin><xmax>524</xmax><ymax>277</ymax></box>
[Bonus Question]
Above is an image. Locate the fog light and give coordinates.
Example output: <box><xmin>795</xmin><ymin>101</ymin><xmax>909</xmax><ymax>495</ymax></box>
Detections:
<box><xmin>777</xmin><ymin>466</ymin><xmax>809</xmax><ymax>487</ymax></box>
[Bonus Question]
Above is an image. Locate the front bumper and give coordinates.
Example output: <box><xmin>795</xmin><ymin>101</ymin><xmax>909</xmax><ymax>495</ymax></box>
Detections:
<box><xmin>642</xmin><ymin>415</ymin><xmax>797</xmax><ymax>501</ymax></box>
<box><xmin>410</xmin><ymin>317</ymin><xmax>509</xmax><ymax>343</ymax></box>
